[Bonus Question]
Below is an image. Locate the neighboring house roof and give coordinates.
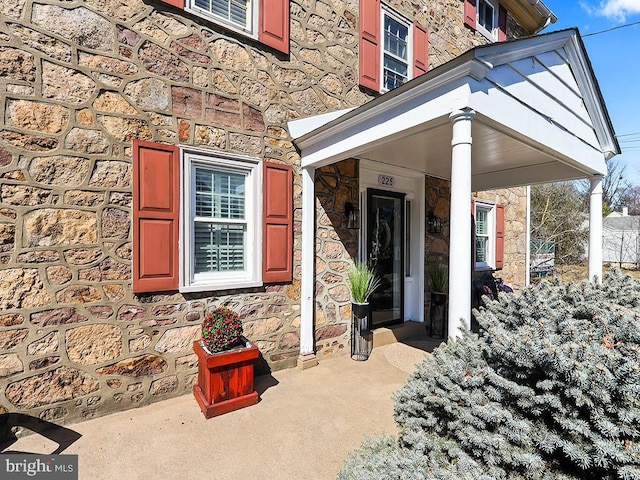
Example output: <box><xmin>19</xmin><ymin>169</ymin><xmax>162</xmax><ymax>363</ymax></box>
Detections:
<box><xmin>604</xmin><ymin>217</ymin><xmax>640</xmax><ymax>231</ymax></box>
<box><xmin>289</xmin><ymin>28</ymin><xmax>619</xmax><ymax>191</ymax></box>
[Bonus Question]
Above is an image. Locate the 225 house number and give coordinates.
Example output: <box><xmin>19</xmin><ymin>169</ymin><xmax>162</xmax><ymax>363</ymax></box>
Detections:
<box><xmin>378</xmin><ymin>175</ymin><xmax>395</xmax><ymax>187</ymax></box>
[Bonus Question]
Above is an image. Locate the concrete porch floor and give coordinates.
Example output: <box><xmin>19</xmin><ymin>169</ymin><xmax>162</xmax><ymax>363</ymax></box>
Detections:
<box><xmin>5</xmin><ymin>324</ymin><xmax>444</xmax><ymax>480</ymax></box>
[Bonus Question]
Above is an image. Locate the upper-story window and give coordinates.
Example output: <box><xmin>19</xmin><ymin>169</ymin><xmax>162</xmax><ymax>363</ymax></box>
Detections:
<box><xmin>463</xmin><ymin>0</ymin><xmax>507</xmax><ymax>43</ymax></box>
<box><xmin>189</xmin><ymin>0</ymin><xmax>254</xmax><ymax>34</ymax></box>
<box><xmin>476</xmin><ymin>0</ymin><xmax>498</xmax><ymax>41</ymax></box>
<box><xmin>358</xmin><ymin>0</ymin><xmax>429</xmax><ymax>94</ymax></box>
<box><xmin>382</xmin><ymin>8</ymin><xmax>411</xmax><ymax>92</ymax></box>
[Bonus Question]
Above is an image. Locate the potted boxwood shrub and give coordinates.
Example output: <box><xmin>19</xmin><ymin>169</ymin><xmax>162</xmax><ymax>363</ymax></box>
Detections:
<box><xmin>347</xmin><ymin>261</ymin><xmax>381</xmax><ymax>360</ymax></box>
<box><xmin>428</xmin><ymin>263</ymin><xmax>448</xmax><ymax>338</ymax></box>
<box><xmin>192</xmin><ymin>306</ymin><xmax>260</xmax><ymax>418</ymax></box>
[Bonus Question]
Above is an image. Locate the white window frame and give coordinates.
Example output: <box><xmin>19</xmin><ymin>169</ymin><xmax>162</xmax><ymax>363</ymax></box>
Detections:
<box><xmin>474</xmin><ymin>200</ymin><xmax>496</xmax><ymax>270</ymax></box>
<box><xmin>180</xmin><ymin>147</ymin><xmax>262</xmax><ymax>292</ymax></box>
<box><xmin>380</xmin><ymin>4</ymin><xmax>413</xmax><ymax>93</ymax></box>
<box><xmin>186</xmin><ymin>0</ymin><xmax>259</xmax><ymax>38</ymax></box>
<box><xmin>476</xmin><ymin>0</ymin><xmax>499</xmax><ymax>42</ymax></box>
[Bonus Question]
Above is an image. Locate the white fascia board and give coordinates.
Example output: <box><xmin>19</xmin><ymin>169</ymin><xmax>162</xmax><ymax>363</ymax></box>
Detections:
<box><xmin>563</xmin><ymin>35</ymin><xmax>620</xmax><ymax>158</ymax></box>
<box><xmin>469</xmin><ymin>82</ymin><xmax>607</xmax><ymax>176</ymax></box>
<box><xmin>287</xmin><ymin>108</ymin><xmax>355</xmax><ymax>139</ymax></box>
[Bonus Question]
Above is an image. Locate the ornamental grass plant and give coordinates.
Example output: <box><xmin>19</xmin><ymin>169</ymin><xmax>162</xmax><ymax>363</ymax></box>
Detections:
<box><xmin>339</xmin><ymin>269</ymin><xmax>640</xmax><ymax>480</ymax></box>
<box><xmin>428</xmin><ymin>263</ymin><xmax>448</xmax><ymax>293</ymax></box>
<box><xmin>347</xmin><ymin>261</ymin><xmax>382</xmax><ymax>304</ymax></box>
<box><xmin>201</xmin><ymin>306</ymin><xmax>243</xmax><ymax>353</ymax></box>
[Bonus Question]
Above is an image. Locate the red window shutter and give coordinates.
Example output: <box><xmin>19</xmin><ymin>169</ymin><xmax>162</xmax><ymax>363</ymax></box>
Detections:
<box><xmin>498</xmin><ymin>4</ymin><xmax>507</xmax><ymax>41</ymax></box>
<box><xmin>158</xmin><ymin>0</ymin><xmax>185</xmax><ymax>8</ymax></box>
<box><xmin>412</xmin><ymin>22</ymin><xmax>428</xmax><ymax>78</ymax></box>
<box><xmin>359</xmin><ymin>0</ymin><xmax>381</xmax><ymax>92</ymax></box>
<box><xmin>259</xmin><ymin>0</ymin><xmax>290</xmax><ymax>54</ymax></box>
<box><xmin>263</xmin><ymin>162</ymin><xmax>293</xmax><ymax>283</ymax></box>
<box><xmin>133</xmin><ymin>140</ymin><xmax>180</xmax><ymax>293</ymax></box>
<box><xmin>495</xmin><ymin>203</ymin><xmax>505</xmax><ymax>269</ymax></box>
<box><xmin>464</xmin><ymin>0</ymin><xmax>477</xmax><ymax>29</ymax></box>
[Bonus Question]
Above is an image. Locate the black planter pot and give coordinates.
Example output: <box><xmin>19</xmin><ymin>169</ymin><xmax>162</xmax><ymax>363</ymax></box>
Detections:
<box><xmin>352</xmin><ymin>302</ymin><xmax>371</xmax><ymax>333</ymax></box>
<box><xmin>351</xmin><ymin>302</ymin><xmax>372</xmax><ymax>361</ymax></box>
<box><xmin>429</xmin><ymin>292</ymin><xmax>447</xmax><ymax>339</ymax></box>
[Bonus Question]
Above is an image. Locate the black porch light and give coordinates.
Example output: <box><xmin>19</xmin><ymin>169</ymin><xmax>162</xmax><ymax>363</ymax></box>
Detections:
<box><xmin>344</xmin><ymin>202</ymin><xmax>360</xmax><ymax>230</ymax></box>
<box><xmin>428</xmin><ymin>211</ymin><xmax>442</xmax><ymax>234</ymax></box>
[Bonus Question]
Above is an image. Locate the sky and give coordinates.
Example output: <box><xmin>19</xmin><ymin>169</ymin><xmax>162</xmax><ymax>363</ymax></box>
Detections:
<box><xmin>540</xmin><ymin>1</ymin><xmax>640</xmax><ymax>184</ymax></box>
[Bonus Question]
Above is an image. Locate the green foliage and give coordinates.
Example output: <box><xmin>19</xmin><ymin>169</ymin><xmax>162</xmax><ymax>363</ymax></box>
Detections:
<box><xmin>339</xmin><ymin>270</ymin><xmax>640</xmax><ymax>480</ymax></box>
<box><xmin>428</xmin><ymin>263</ymin><xmax>448</xmax><ymax>293</ymax></box>
<box><xmin>201</xmin><ymin>306</ymin><xmax>243</xmax><ymax>353</ymax></box>
<box><xmin>347</xmin><ymin>261</ymin><xmax>381</xmax><ymax>304</ymax></box>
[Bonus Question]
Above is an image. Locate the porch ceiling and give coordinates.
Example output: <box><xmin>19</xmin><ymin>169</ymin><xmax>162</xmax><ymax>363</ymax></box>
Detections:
<box><xmin>356</xmin><ymin>116</ymin><xmax>581</xmax><ymax>191</ymax></box>
<box><xmin>288</xmin><ymin>29</ymin><xmax>620</xmax><ymax>191</ymax></box>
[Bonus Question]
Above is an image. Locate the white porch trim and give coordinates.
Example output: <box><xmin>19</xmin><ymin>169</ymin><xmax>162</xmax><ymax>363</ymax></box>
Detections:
<box><xmin>589</xmin><ymin>176</ymin><xmax>604</xmax><ymax>283</ymax></box>
<box><xmin>448</xmin><ymin>109</ymin><xmax>475</xmax><ymax>336</ymax></box>
<box><xmin>298</xmin><ymin>166</ymin><xmax>318</xmax><ymax>369</ymax></box>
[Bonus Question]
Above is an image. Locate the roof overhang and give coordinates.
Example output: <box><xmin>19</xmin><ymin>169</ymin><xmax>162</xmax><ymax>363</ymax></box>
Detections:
<box><xmin>288</xmin><ymin>29</ymin><xmax>620</xmax><ymax>191</ymax></box>
<box><xmin>501</xmin><ymin>0</ymin><xmax>557</xmax><ymax>34</ymax></box>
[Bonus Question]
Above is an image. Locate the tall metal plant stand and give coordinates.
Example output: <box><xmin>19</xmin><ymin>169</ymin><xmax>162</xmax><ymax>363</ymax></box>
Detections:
<box><xmin>429</xmin><ymin>292</ymin><xmax>447</xmax><ymax>339</ymax></box>
<box><xmin>351</xmin><ymin>303</ymin><xmax>373</xmax><ymax>361</ymax></box>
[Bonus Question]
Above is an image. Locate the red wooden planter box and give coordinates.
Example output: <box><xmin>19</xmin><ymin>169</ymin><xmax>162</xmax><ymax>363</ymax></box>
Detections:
<box><xmin>193</xmin><ymin>337</ymin><xmax>260</xmax><ymax>419</ymax></box>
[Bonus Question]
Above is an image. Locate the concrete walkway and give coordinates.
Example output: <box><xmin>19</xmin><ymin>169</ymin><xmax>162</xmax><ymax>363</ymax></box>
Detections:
<box><xmin>7</xmin><ymin>340</ymin><xmax>438</xmax><ymax>480</ymax></box>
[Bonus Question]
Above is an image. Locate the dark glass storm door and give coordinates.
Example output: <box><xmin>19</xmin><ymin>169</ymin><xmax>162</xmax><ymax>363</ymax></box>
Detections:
<box><xmin>367</xmin><ymin>189</ymin><xmax>405</xmax><ymax>328</ymax></box>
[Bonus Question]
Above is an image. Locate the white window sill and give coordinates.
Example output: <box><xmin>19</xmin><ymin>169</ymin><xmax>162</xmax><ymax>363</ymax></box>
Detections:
<box><xmin>476</xmin><ymin>24</ymin><xmax>497</xmax><ymax>42</ymax></box>
<box><xmin>474</xmin><ymin>265</ymin><xmax>496</xmax><ymax>272</ymax></box>
<box><xmin>179</xmin><ymin>279</ymin><xmax>263</xmax><ymax>293</ymax></box>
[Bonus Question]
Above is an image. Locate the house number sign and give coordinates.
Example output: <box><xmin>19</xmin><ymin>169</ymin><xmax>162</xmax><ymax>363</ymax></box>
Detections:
<box><xmin>378</xmin><ymin>174</ymin><xmax>395</xmax><ymax>187</ymax></box>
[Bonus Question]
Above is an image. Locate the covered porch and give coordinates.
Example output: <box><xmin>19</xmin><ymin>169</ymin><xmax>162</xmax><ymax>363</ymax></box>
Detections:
<box><xmin>289</xmin><ymin>29</ymin><xmax>619</xmax><ymax>367</ymax></box>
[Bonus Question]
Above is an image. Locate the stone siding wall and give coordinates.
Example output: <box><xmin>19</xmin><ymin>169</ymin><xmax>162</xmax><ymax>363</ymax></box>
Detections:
<box><xmin>314</xmin><ymin>160</ymin><xmax>359</xmax><ymax>358</ymax></box>
<box><xmin>0</xmin><ymin>0</ymin><xmax>532</xmax><ymax>424</ymax></box>
<box><xmin>0</xmin><ymin>0</ymin><xmax>370</xmax><ymax>424</ymax></box>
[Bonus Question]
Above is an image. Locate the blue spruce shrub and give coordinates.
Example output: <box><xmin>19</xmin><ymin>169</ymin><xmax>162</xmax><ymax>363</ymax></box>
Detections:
<box><xmin>338</xmin><ymin>270</ymin><xmax>640</xmax><ymax>480</ymax></box>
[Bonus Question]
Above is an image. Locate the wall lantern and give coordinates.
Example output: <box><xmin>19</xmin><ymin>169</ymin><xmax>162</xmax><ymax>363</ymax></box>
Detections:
<box><xmin>344</xmin><ymin>202</ymin><xmax>360</xmax><ymax>230</ymax></box>
<box><xmin>428</xmin><ymin>211</ymin><xmax>442</xmax><ymax>234</ymax></box>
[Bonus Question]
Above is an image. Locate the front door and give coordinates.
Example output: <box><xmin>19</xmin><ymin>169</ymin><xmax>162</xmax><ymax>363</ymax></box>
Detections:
<box><xmin>367</xmin><ymin>189</ymin><xmax>405</xmax><ymax>328</ymax></box>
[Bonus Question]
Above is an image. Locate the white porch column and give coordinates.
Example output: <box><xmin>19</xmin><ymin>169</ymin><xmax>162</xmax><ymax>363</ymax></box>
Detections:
<box><xmin>298</xmin><ymin>166</ymin><xmax>319</xmax><ymax>369</ymax></box>
<box><xmin>448</xmin><ymin>108</ymin><xmax>475</xmax><ymax>337</ymax></box>
<box><xmin>588</xmin><ymin>176</ymin><xmax>604</xmax><ymax>283</ymax></box>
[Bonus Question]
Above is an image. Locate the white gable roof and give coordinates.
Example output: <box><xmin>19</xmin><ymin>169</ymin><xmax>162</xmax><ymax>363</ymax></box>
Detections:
<box><xmin>289</xmin><ymin>29</ymin><xmax>619</xmax><ymax>191</ymax></box>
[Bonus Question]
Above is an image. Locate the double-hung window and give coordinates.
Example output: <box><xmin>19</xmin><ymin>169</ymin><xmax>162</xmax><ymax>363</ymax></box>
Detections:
<box><xmin>475</xmin><ymin>201</ymin><xmax>495</xmax><ymax>269</ymax></box>
<box><xmin>382</xmin><ymin>8</ymin><xmax>411</xmax><ymax>92</ymax></box>
<box><xmin>476</xmin><ymin>0</ymin><xmax>499</xmax><ymax>41</ymax></box>
<box><xmin>181</xmin><ymin>149</ymin><xmax>261</xmax><ymax>292</ymax></box>
<box><xmin>358</xmin><ymin>0</ymin><xmax>428</xmax><ymax>93</ymax></box>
